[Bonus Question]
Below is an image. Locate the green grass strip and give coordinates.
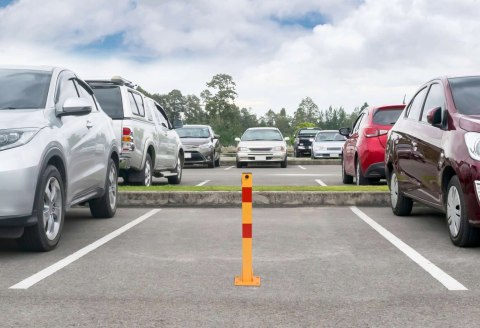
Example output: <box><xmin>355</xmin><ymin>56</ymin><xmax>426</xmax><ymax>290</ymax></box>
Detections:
<box><xmin>119</xmin><ymin>185</ymin><xmax>389</xmax><ymax>192</ymax></box>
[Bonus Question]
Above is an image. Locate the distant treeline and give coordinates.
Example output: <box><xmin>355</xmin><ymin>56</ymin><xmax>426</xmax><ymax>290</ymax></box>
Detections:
<box><xmin>138</xmin><ymin>74</ymin><xmax>368</xmax><ymax>146</ymax></box>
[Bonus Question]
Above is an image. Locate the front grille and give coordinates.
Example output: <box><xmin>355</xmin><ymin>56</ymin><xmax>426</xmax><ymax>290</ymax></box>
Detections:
<box><xmin>327</xmin><ymin>147</ymin><xmax>342</xmax><ymax>151</ymax></box>
<box><xmin>249</xmin><ymin>147</ymin><xmax>272</xmax><ymax>152</ymax></box>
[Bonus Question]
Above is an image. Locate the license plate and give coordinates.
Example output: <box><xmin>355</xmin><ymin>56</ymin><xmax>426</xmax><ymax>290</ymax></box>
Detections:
<box><xmin>255</xmin><ymin>156</ymin><xmax>266</xmax><ymax>161</ymax></box>
<box><xmin>184</xmin><ymin>153</ymin><xmax>192</xmax><ymax>159</ymax></box>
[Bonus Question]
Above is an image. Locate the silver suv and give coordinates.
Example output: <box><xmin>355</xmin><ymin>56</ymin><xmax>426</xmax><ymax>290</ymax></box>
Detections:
<box><xmin>0</xmin><ymin>66</ymin><xmax>120</xmax><ymax>251</ymax></box>
<box><xmin>87</xmin><ymin>77</ymin><xmax>184</xmax><ymax>186</ymax></box>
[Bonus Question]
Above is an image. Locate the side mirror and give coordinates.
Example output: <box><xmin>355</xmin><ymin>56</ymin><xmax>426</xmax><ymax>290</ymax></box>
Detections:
<box><xmin>235</xmin><ymin>137</ymin><xmax>241</xmax><ymax>142</ymax></box>
<box><xmin>58</xmin><ymin>97</ymin><xmax>92</xmax><ymax>116</ymax></box>
<box><xmin>284</xmin><ymin>137</ymin><xmax>290</xmax><ymax>141</ymax></box>
<box><xmin>214</xmin><ymin>134</ymin><xmax>220</xmax><ymax>139</ymax></box>
<box><xmin>426</xmin><ymin>107</ymin><xmax>442</xmax><ymax>126</ymax></box>
<box><xmin>338</xmin><ymin>127</ymin><xmax>351</xmax><ymax>137</ymax></box>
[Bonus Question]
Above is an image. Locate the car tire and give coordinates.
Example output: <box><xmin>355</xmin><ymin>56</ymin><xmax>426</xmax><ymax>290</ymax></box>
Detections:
<box><xmin>208</xmin><ymin>152</ymin><xmax>215</xmax><ymax>168</ymax></box>
<box><xmin>341</xmin><ymin>158</ymin><xmax>353</xmax><ymax>184</ymax></box>
<box><xmin>18</xmin><ymin>165</ymin><xmax>65</xmax><ymax>252</ymax></box>
<box><xmin>236</xmin><ymin>160</ymin><xmax>242</xmax><ymax>168</ymax></box>
<box><xmin>281</xmin><ymin>157</ymin><xmax>287</xmax><ymax>168</ymax></box>
<box><xmin>356</xmin><ymin>158</ymin><xmax>368</xmax><ymax>185</ymax></box>
<box><xmin>140</xmin><ymin>154</ymin><xmax>153</xmax><ymax>186</ymax></box>
<box><xmin>389</xmin><ymin>171</ymin><xmax>413</xmax><ymax>216</ymax></box>
<box><xmin>168</xmin><ymin>154</ymin><xmax>183</xmax><ymax>184</ymax></box>
<box><xmin>89</xmin><ymin>158</ymin><xmax>118</xmax><ymax>218</ymax></box>
<box><xmin>446</xmin><ymin>176</ymin><xmax>480</xmax><ymax>247</ymax></box>
<box><xmin>215</xmin><ymin>156</ymin><xmax>220</xmax><ymax>167</ymax></box>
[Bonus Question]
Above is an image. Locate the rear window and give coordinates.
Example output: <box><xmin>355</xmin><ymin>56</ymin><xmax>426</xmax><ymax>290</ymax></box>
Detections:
<box><xmin>449</xmin><ymin>77</ymin><xmax>480</xmax><ymax>115</ymax></box>
<box><xmin>373</xmin><ymin>109</ymin><xmax>403</xmax><ymax>125</ymax></box>
<box><xmin>91</xmin><ymin>86</ymin><xmax>124</xmax><ymax>119</ymax></box>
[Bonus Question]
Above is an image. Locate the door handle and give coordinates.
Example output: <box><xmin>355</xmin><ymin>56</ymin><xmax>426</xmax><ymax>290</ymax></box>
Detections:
<box><xmin>86</xmin><ymin>120</ymin><xmax>93</xmax><ymax>129</ymax></box>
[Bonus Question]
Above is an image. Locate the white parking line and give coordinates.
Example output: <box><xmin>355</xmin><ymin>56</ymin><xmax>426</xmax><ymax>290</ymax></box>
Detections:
<box><xmin>298</xmin><ymin>165</ymin><xmax>306</xmax><ymax>170</ymax></box>
<box><xmin>315</xmin><ymin>179</ymin><xmax>327</xmax><ymax>186</ymax></box>
<box><xmin>350</xmin><ymin>206</ymin><xmax>467</xmax><ymax>291</ymax></box>
<box><xmin>196</xmin><ymin>180</ymin><xmax>210</xmax><ymax>186</ymax></box>
<box><xmin>10</xmin><ymin>209</ymin><xmax>161</xmax><ymax>290</ymax></box>
<box><xmin>224</xmin><ymin>166</ymin><xmax>234</xmax><ymax>170</ymax></box>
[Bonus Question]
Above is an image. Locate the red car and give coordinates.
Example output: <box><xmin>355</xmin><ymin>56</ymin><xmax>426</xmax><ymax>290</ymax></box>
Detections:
<box><xmin>339</xmin><ymin>105</ymin><xmax>405</xmax><ymax>185</ymax></box>
<box><xmin>386</xmin><ymin>76</ymin><xmax>480</xmax><ymax>247</ymax></box>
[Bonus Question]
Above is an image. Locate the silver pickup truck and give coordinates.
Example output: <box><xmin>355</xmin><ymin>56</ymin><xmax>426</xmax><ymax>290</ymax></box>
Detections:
<box><xmin>87</xmin><ymin>77</ymin><xmax>184</xmax><ymax>186</ymax></box>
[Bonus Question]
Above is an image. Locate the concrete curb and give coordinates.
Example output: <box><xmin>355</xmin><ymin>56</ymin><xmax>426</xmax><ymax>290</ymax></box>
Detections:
<box><xmin>119</xmin><ymin>191</ymin><xmax>390</xmax><ymax>208</ymax></box>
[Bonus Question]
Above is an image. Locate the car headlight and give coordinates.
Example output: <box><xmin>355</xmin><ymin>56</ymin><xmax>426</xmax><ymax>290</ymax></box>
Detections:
<box><xmin>237</xmin><ymin>147</ymin><xmax>249</xmax><ymax>152</ymax></box>
<box><xmin>0</xmin><ymin>128</ymin><xmax>40</xmax><ymax>151</ymax></box>
<box><xmin>273</xmin><ymin>146</ymin><xmax>285</xmax><ymax>151</ymax></box>
<box><xmin>199</xmin><ymin>143</ymin><xmax>211</xmax><ymax>149</ymax></box>
<box><xmin>309</xmin><ymin>138</ymin><xmax>314</xmax><ymax>142</ymax></box>
<box><xmin>465</xmin><ymin>132</ymin><xmax>480</xmax><ymax>161</ymax></box>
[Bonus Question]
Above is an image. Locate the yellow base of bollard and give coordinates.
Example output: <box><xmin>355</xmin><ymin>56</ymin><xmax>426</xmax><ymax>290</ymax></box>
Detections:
<box><xmin>234</xmin><ymin>275</ymin><xmax>261</xmax><ymax>287</ymax></box>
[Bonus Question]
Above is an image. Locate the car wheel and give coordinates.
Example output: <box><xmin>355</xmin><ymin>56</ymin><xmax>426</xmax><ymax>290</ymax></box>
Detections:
<box><xmin>215</xmin><ymin>156</ymin><xmax>220</xmax><ymax>167</ymax></box>
<box><xmin>18</xmin><ymin>165</ymin><xmax>65</xmax><ymax>251</ymax></box>
<box><xmin>89</xmin><ymin>158</ymin><xmax>118</xmax><ymax>218</ymax></box>
<box><xmin>447</xmin><ymin>176</ymin><xmax>479</xmax><ymax>246</ymax></box>
<box><xmin>141</xmin><ymin>154</ymin><xmax>152</xmax><ymax>186</ymax></box>
<box><xmin>236</xmin><ymin>160</ymin><xmax>242</xmax><ymax>168</ymax></box>
<box><xmin>341</xmin><ymin>158</ymin><xmax>353</xmax><ymax>184</ymax></box>
<box><xmin>281</xmin><ymin>157</ymin><xmax>287</xmax><ymax>168</ymax></box>
<box><xmin>208</xmin><ymin>152</ymin><xmax>215</xmax><ymax>168</ymax></box>
<box><xmin>356</xmin><ymin>158</ymin><xmax>368</xmax><ymax>185</ymax></box>
<box><xmin>168</xmin><ymin>154</ymin><xmax>183</xmax><ymax>184</ymax></box>
<box><xmin>389</xmin><ymin>171</ymin><xmax>413</xmax><ymax>216</ymax></box>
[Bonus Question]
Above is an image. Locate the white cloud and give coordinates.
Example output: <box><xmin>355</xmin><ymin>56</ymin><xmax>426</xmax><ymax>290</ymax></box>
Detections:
<box><xmin>1</xmin><ymin>0</ymin><xmax>480</xmax><ymax>117</ymax></box>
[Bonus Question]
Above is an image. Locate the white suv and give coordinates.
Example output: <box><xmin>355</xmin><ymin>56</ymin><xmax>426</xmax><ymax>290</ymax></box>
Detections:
<box><xmin>87</xmin><ymin>77</ymin><xmax>184</xmax><ymax>186</ymax></box>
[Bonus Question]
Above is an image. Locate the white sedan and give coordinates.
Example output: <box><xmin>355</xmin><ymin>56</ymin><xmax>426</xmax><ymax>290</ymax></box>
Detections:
<box><xmin>311</xmin><ymin>130</ymin><xmax>346</xmax><ymax>159</ymax></box>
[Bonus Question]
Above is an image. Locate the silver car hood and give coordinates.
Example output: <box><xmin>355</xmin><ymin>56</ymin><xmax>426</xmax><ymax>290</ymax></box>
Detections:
<box><xmin>0</xmin><ymin>109</ymin><xmax>47</xmax><ymax>130</ymax></box>
<box><xmin>239</xmin><ymin>140</ymin><xmax>286</xmax><ymax>148</ymax></box>
<box><xmin>180</xmin><ymin>137</ymin><xmax>211</xmax><ymax>146</ymax></box>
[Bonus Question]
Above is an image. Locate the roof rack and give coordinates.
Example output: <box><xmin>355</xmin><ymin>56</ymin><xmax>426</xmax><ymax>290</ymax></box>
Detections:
<box><xmin>85</xmin><ymin>76</ymin><xmax>137</xmax><ymax>89</ymax></box>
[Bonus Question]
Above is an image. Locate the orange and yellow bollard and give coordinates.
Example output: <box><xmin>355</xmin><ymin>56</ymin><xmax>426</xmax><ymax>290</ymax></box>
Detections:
<box><xmin>234</xmin><ymin>172</ymin><xmax>261</xmax><ymax>286</ymax></box>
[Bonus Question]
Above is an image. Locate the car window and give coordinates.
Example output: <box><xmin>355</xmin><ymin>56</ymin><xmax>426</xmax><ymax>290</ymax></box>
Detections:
<box><xmin>74</xmin><ymin>80</ymin><xmax>97</xmax><ymax>111</ymax></box>
<box><xmin>176</xmin><ymin>127</ymin><xmax>210</xmax><ymax>138</ymax></box>
<box><xmin>315</xmin><ymin>132</ymin><xmax>346</xmax><ymax>141</ymax></box>
<box><xmin>298</xmin><ymin>129</ymin><xmax>322</xmax><ymax>136</ymax></box>
<box><xmin>55</xmin><ymin>72</ymin><xmax>78</xmax><ymax>110</ymax></box>
<box><xmin>242</xmin><ymin>129</ymin><xmax>283</xmax><ymax>141</ymax></box>
<box><xmin>128</xmin><ymin>91</ymin><xmax>140</xmax><ymax>116</ymax></box>
<box><xmin>373</xmin><ymin>109</ymin><xmax>403</xmax><ymax>125</ymax></box>
<box><xmin>421</xmin><ymin>83</ymin><xmax>444</xmax><ymax>122</ymax></box>
<box><xmin>154</xmin><ymin>103</ymin><xmax>169</xmax><ymax>128</ymax></box>
<box><xmin>0</xmin><ymin>69</ymin><xmax>51</xmax><ymax>110</ymax></box>
<box><xmin>132</xmin><ymin>92</ymin><xmax>145</xmax><ymax>117</ymax></box>
<box><xmin>91</xmin><ymin>86</ymin><xmax>124</xmax><ymax>119</ymax></box>
<box><xmin>144</xmin><ymin>99</ymin><xmax>154</xmax><ymax>122</ymax></box>
<box><xmin>352</xmin><ymin>113</ymin><xmax>364</xmax><ymax>134</ymax></box>
<box><xmin>406</xmin><ymin>87</ymin><xmax>427</xmax><ymax>121</ymax></box>
<box><xmin>448</xmin><ymin>77</ymin><xmax>480</xmax><ymax>115</ymax></box>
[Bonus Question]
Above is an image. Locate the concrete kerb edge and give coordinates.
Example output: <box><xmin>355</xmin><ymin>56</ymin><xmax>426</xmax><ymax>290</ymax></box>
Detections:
<box><xmin>118</xmin><ymin>191</ymin><xmax>390</xmax><ymax>207</ymax></box>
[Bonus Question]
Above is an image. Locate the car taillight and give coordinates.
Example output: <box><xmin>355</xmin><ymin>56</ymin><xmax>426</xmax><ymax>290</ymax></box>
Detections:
<box><xmin>364</xmin><ymin>128</ymin><xmax>388</xmax><ymax>138</ymax></box>
<box><xmin>122</xmin><ymin>127</ymin><xmax>135</xmax><ymax>151</ymax></box>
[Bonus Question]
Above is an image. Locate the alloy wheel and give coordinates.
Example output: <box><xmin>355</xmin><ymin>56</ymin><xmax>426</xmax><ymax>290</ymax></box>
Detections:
<box><xmin>144</xmin><ymin>160</ymin><xmax>151</xmax><ymax>186</ymax></box>
<box><xmin>109</xmin><ymin>164</ymin><xmax>118</xmax><ymax>210</ymax></box>
<box><xmin>447</xmin><ymin>185</ymin><xmax>461</xmax><ymax>238</ymax></box>
<box><xmin>390</xmin><ymin>173</ymin><xmax>399</xmax><ymax>208</ymax></box>
<box><xmin>43</xmin><ymin>177</ymin><xmax>62</xmax><ymax>241</ymax></box>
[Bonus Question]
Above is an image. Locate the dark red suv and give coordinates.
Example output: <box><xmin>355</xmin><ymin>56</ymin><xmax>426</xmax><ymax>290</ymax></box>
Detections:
<box><xmin>339</xmin><ymin>105</ymin><xmax>405</xmax><ymax>185</ymax></box>
<box><xmin>386</xmin><ymin>76</ymin><xmax>480</xmax><ymax>247</ymax></box>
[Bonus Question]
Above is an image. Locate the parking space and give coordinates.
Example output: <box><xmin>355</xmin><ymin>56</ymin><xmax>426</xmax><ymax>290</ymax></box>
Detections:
<box><xmin>175</xmin><ymin>164</ymin><xmax>353</xmax><ymax>186</ymax></box>
<box><xmin>2</xmin><ymin>206</ymin><xmax>480</xmax><ymax>326</ymax></box>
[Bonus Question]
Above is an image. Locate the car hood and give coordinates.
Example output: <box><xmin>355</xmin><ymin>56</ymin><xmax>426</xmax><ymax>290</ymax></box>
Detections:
<box><xmin>180</xmin><ymin>137</ymin><xmax>211</xmax><ymax>146</ymax></box>
<box><xmin>313</xmin><ymin>140</ymin><xmax>345</xmax><ymax>147</ymax></box>
<box><xmin>0</xmin><ymin>109</ymin><xmax>47</xmax><ymax>130</ymax></box>
<box><xmin>459</xmin><ymin>115</ymin><xmax>480</xmax><ymax>132</ymax></box>
<box><xmin>239</xmin><ymin>140</ymin><xmax>286</xmax><ymax>148</ymax></box>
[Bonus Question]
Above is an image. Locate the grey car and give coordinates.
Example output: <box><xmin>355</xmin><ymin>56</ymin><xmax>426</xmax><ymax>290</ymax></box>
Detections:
<box><xmin>0</xmin><ymin>66</ymin><xmax>119</xmax><ymax>251</ymax></box>
<box><xmin>176</xmin><ymin>125</ymin><xmax>221</xmax><ymax>168</ymax></box>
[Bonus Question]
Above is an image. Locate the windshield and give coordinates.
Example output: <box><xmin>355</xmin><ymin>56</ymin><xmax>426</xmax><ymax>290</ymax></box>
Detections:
<box><xmin>373</xmin><ymin>109</ymin><xmax>403</xmax><ymax>125</ymax></box>
<box><xmin>449</xmin><ymin>77</ymin><xmax>480</xmax><ymax>115</ymax></box>
<box><xmin>315</xmin><ymin>131</ymin><xmax>346</xmax><ymax>142</ymax></box>
<box><xmin>242</xmin><ymin>129</ymin><xmax>283</xmax><ymax>141</ymax></box>
<box><xmin>176</xmin><ymin>127</ymin><xmax>211</xmax><ymax>138</ymax></box>
<box><xmin>298</xmin><ymin>129</ymin><xmax>321</xmax><ymax>136</ymax></box>
<box><xmin>0</xmin><ymin>69</ymin><xmax>52</xmax><ymax>110</ymax></box>
<box><xmin>91</xmin><ymin>86</ymin><xmax>124</xmax><ymax>119</ymax></box>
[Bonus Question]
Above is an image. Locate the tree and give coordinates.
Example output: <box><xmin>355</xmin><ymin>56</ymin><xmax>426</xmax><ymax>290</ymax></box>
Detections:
<box><xmin>292</xmin><ymin>97</ymin><xmax>319</xmax><ymax>127</ymax></box>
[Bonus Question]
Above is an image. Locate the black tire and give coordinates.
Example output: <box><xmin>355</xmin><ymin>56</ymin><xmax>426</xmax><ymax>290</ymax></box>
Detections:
<box><xmin>18</xmin><ymin>165</ymin><xmax>65</xmax><ymax>252</ymax></box>
<box><xmin>208</xmin><ymin>152</ymin><xmax>215</xmax><ymax>168</ymax></box>
<box><xmin>356</xmin><ymin>158</ymin><xmax>369</xmax><ymax>185</ymax></box>
<box><xmin>446</xmin><ymin>176</ymin><xmax>480</xmax><ymax>246</ymax></box>
<box><xmin>342</xmin><ymin>158</ymin><xmax>353</xmax><ymax>184</ymax></box>
<box><xmin>168</xmin><ymin>154</ymin><xmax>183</xmax><ymax>184</ymax></box>
<box><xmin>236</xmin><ymin>160</ymin><xmax>242</xmax><ymax>168</ymax></box>
<box><xmin>281</xmin><ymin>157</ymin><xmax>287</xmax><ymax>168</ymax></box>
<box><xmin>215</xmin><ymin>156</ymin><xmax>220</xmax><ymax>167</ymax></box>
<box><xmin>141</xmin><ymin>154</ymin><xmax>153</xmax><ymax>186</ymax></box>
<box><xmin>90</xmin><ymin>158</ymin><xmax>118</xmax><ymax>218</ymax></box>
<box><xmin>389</xmin><ymin>171</ymin><xmax>413</xmax><ymax>216</ymax></box>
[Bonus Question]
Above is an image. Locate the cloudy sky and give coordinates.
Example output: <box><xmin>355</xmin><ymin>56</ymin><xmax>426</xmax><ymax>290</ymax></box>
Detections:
<box><xmin>0</xmin><ymin>0</ymin><xmax>479</xmax><ymax>115</ymax></box>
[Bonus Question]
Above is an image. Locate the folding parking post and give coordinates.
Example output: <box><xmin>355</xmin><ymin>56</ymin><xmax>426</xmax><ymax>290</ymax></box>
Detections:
<box><xmin>234</xmin><ymin>173</ymin><xmax>261</xmax><ymax>286</ymax></box>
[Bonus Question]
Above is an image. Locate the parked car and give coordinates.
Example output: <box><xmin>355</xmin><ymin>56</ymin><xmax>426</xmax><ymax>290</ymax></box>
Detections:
<box><xmin>311</xmin><ymin>130</ymin><xmax>347</xmax><ymax>159</ymax></box>
<box><xmin>175</xmin><ymin>124</ymin><xmax>221</xmax><ymax>168</ymax></box>
<box><xmin>87</xmin><ymin>77</ymin><xmax>184</xmax><ymax>186</ymax></box>
<box><xmin>339</xmin><ymin>104</ymin><xmax>405</xmax><ymax>185</ymax></box>
<box><xmin>385</xmin><ymin>76</ymin><xmax>480</xmax><ymax>246</ymax></box>
<box><xmin>293</xmin><ymin>127</ymin><xmax>322</xmax><ymax>157</ymax></box>
<box><xmin>0</xmin><ymin>66</ymin><xmax>120</xmax><ymax>251</ymax></box>
<box><xmin>235</xmin><ymin>127</ymin><xmax>289</xmax><ymax>168</ymax></box>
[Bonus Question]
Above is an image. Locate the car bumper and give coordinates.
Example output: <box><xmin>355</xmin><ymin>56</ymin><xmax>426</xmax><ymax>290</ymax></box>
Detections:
<box><xmin>460</xmin><ymin>160</ymin><xmax>480</xmax><ymax>226</ymax></box>
<box><xmin>237</xmin><ymin>151</ymin><xmax>286</xmax><ymax>163</ymax></box>
<box><xmin>364</xmin><ymin>162</ymin><xmax>386</xmax><ymax>179</ymax></box>
<box><xmin>312</xmin><ymin>150</ymin><xmax>342</xmax><ymax>158</ymax></box>
<box><xmin>184</xmin><ymin>149</ymin><xmax>213</xmax><ymax>164</ymax></box>
<box><xmin>0</xmin><ymin>145</ymin><xmax>41</xmax><ymax>221</ymax></box>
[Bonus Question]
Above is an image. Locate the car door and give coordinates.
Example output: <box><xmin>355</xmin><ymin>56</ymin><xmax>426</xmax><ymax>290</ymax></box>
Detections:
<box><xmin>152</xmin><ymin>103</ymin><xmax>175</xmax><ymax>168</ymax></box>
<box><xmin>211</xmin><ymin>127</ymin><xmax>221</xmax><ymax>160</ymax></box>
<box><xmin>145</xmin><ymin>99</ymin><xmax>166</xmax><ymax>170</ymax></box>
<box><xmin>344</xmin><ymin>112</ymin><xmax>365</xmax><ymax>176</ymax></box>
